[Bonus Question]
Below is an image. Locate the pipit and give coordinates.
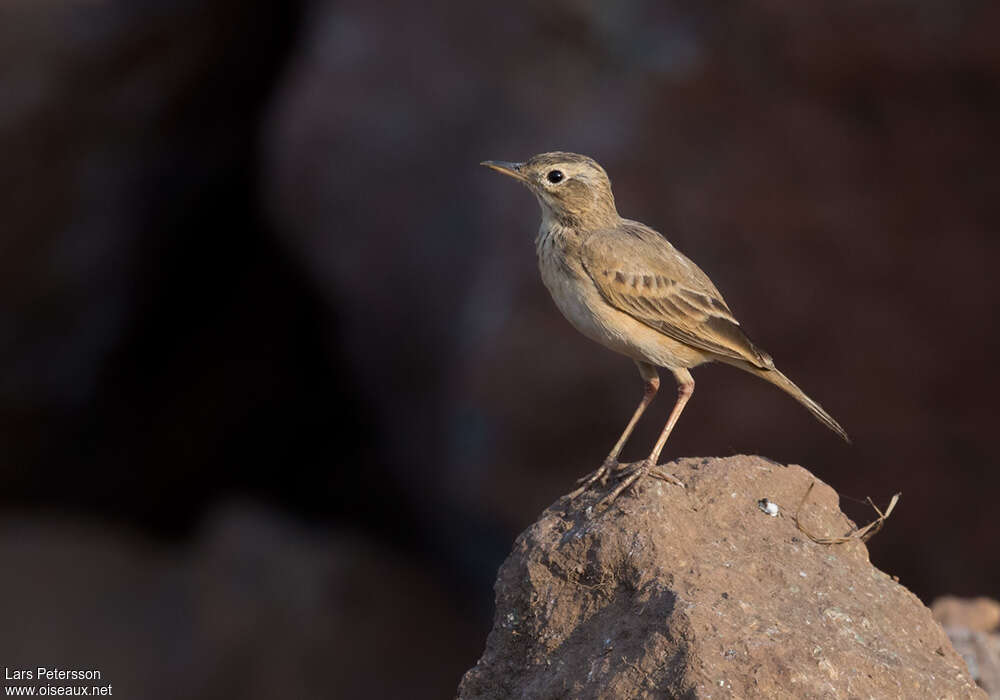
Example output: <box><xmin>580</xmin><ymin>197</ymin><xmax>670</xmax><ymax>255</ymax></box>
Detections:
<box><xmin>482</xmin><ymin>152</ymin><xmax>849</xmax><ymax>508</ymax></box>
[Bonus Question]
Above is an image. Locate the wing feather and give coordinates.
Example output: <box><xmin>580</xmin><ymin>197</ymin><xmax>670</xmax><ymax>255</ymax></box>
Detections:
<box><xmin>581</xmin><ymin>221</ymin><xmax>773</xmax><ymax>369</ymax></box>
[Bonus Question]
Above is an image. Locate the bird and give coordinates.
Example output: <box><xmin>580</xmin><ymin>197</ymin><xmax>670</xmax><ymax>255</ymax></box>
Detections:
<box><xmin>481</xmin><ymin>152</ymin><xmax>849</xmax><ymax>508</ymax></box>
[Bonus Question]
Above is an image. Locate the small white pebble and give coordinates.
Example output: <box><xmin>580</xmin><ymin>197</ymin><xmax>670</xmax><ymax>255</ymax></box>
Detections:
<box><xmin>800</xmin><ymin>571</ymin><xmax>807</xmax><ymax>578</ymax></box>
<box><xmin>757</xmin><ymin>498</ymin><xmax>779</xmax><ymax>516</ymax></box>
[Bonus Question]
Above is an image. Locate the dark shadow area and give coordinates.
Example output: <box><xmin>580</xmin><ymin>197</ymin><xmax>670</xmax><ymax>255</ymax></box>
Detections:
<box><xmin>1</xmin><ymin>1</ymin><xmax>998</xmax><ymax>697</ymax></box>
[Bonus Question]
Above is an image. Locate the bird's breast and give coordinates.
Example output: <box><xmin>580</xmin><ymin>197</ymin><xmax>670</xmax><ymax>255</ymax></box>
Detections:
<box><xmin>535</xmin><ymin>225</ymin><xmax>609</xmax><ymax>343</ymax></box>
<box><xmin>533</xmin><ymin>223</ymin><xmax>707</xmax><ymax>370</ymax></box>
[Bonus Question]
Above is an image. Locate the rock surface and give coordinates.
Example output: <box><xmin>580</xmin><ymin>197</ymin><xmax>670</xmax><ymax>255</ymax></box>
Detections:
<box><xmin>933</xmin><ymin>597</ymin><xmax>1000</xmax><ymax>698</ymax></box>
<box><xmin>459</xmin><ymin>455</ymin><xmax>984</xmax><ymax>699</ymax></box>
<box><xmin>934</xmin><ymin>598</ymin><xmax>1000</xmax><ymax>634</ymax></box>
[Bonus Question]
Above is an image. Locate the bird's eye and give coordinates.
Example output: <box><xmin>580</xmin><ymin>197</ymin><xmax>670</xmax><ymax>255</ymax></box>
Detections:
<box><xmin>547</xmin><ymin>170</ymin><xmax>564</xmax><ymax>184</ymax></box>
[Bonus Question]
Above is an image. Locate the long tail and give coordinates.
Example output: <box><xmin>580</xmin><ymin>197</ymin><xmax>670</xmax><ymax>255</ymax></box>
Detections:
<box><xmin>739</xmin><ymin>364</ymin><xmax>850</xmax><ymax>443</ymax></box>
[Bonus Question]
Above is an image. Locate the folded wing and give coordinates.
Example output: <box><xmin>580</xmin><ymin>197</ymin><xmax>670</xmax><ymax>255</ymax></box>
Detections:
<box><xmin>580</xmin><ymin>221</ymin><xmax>774</xmax><ymax>369</ymax></box>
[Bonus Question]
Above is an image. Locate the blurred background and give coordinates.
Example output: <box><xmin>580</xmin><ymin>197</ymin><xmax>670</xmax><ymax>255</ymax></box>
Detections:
<box><xmin>2</xmin><ymin>0</ymin><xmax>998</xmax><ymax>697</ymax></box>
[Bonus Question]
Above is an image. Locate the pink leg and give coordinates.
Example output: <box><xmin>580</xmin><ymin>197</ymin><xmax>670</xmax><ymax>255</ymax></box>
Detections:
<box><xmin>568</xmin><ymin>362</ymin><xmax>659</xmax><ymax>499</ymax></box>
<box><xmin>594</xmin><ymin>369</ymin><xmax>694</xmax><ymax>510</ymax></box>
<box><xmin>647</xmin><ymin>369</ymin><xmax>695</xmax><ymax>467</ymax></box>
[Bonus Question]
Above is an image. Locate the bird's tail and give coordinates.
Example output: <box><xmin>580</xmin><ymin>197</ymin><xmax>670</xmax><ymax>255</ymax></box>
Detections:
<box><xmin>740</xmin><ymin>365</ymin><xmax>850</xmax><ymax>443</ymax></box>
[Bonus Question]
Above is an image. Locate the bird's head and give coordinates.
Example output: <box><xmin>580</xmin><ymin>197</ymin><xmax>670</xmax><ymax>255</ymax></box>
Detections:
<box><xmin>481</xmin><ymin>152</ymin><xmax>618</xmax><ymax>228</ymax></box>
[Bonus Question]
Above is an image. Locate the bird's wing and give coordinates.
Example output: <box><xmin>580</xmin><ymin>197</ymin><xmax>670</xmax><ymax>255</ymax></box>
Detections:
<box><xmin>580</xmin><ymin>220</ymin><xmax>773</xmax><ymax>369</ymax></box>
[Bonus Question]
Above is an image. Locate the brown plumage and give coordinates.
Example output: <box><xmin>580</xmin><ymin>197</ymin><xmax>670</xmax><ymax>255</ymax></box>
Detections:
<box><xmin>481</xmin><ymin>152</ymin><xmax>848</xmax><ymax>509</ymax></box>
<box><xmin>580</xmin><ymin>220</ymin><xmax>774</xmax><ymax>369</ymax></box>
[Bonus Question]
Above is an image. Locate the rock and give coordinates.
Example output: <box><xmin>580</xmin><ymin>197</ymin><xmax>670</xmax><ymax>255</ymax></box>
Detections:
<box><xmin>934</xmin><ymin>597</ymin><xmax>1000</xmax><ymax>634</ymax></box>
<box><xmin>941</xmin><ymin>628</ymin><xmax>1000</xmax><ymax>699</ymax></box>
<box><xmin>933</xmin><ymin>597</ymin><xmax>1000</xmax><ymax>698</ymax></box>
<box><xmin>459</xmin><ymin>455</ymin><xmax>983</xmax><ymax>699</ymax></box>
<box><xmin>0</xmin><ymin>504</ymin><xmax>479</xmax><ymax>700</ymax></box>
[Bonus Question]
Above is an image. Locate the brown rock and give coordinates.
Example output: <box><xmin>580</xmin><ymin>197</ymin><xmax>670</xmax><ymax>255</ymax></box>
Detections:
<box><xmin>933</xmin><ymin>597</ymin><xmax>1000</xmax><ymax>698</ymax></box>
<box><xmin>941</xmin><ymin>628</ymin><xmax>1000</xmax><ymax>699</ymax></box>
<box><xmin>459</xmin><ymin>455</ymin><xmax>983</xmax><ymax>699</ymax></box>
<box><xmin>934</xmin><ymin>597</ymin><xmax>1000</xmax><ymax>634</ymax></box>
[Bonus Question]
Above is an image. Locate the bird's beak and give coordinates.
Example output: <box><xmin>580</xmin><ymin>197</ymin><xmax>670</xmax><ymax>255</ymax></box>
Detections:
<box><xmin>480</xmin><ymin>160</ymin><xmax>528</xmax><ymax>182</ymax></box>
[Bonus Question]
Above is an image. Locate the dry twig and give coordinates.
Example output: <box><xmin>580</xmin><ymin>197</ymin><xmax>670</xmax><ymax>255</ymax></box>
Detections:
<box><xmin>793</xmin><ymin>481</ymin><xmax>900</xmax><ymax>545</ymax></box>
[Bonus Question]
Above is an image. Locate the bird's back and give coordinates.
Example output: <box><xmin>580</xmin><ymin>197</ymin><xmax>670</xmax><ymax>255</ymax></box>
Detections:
<box><xmin>613</xmin><ymin>219</ymin><xmax>728</xmax><ymax>301</ymax></box>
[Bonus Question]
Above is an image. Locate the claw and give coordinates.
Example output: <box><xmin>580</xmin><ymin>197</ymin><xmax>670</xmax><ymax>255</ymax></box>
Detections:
<box><xmin>569</xmin><ymin>458</ymin><xmax>619</xmax><ymax>499</ymax></box>
<box><xmin>568</xmin><ymin>464</ymin><xmax>608</xmax><ymax>499</ymax></box>
<box><xmin>590</xmin><ymin>460</ymin><xmax>685</xmax><ymax>513</ymax></box>
<box><xmin>649</xmin><ymin>468</ymin><xmax>686</xmax><ymax>488</ymax></box>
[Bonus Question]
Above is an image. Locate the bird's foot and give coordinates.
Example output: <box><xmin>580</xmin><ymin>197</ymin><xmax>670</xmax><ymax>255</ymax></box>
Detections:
<box><xmin>647</xmin><ymin>463</ymin><xmax>685</xmax><ymax>488</ymax></box>
<box><xmin>567</xmin><ymin>458</ymin><xmax>619</xmax><ymax>499</ymax></box>
<box><xmin>611</xmin><ymin>461</ymin><xmax>635</xmax><ymax>475</ymax></box>
<box><xmin>587</xmin><ymin>459</ymin><xmax>685</xmax><ymax>517</ymax></box>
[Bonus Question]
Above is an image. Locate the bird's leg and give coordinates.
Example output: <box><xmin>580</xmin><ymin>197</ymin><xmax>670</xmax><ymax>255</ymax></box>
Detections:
<box><xmin>646</xmin><ymin>369</ymin><xmax>694</xmax><ymax>470</ymax></box>
<box><xmin>592</xmin><ymin>370</ymin><xmax>694</xmax><ymax>510</ymax></box>
<box><xmin>568</xmin><ymin>362</ymin><xmax>659</xmax><ymax>499</ymax></box>
<box><xmin>601</xmin><ymin>362</ymin><xmax>661</xmax><ymax>474</ymax></box>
